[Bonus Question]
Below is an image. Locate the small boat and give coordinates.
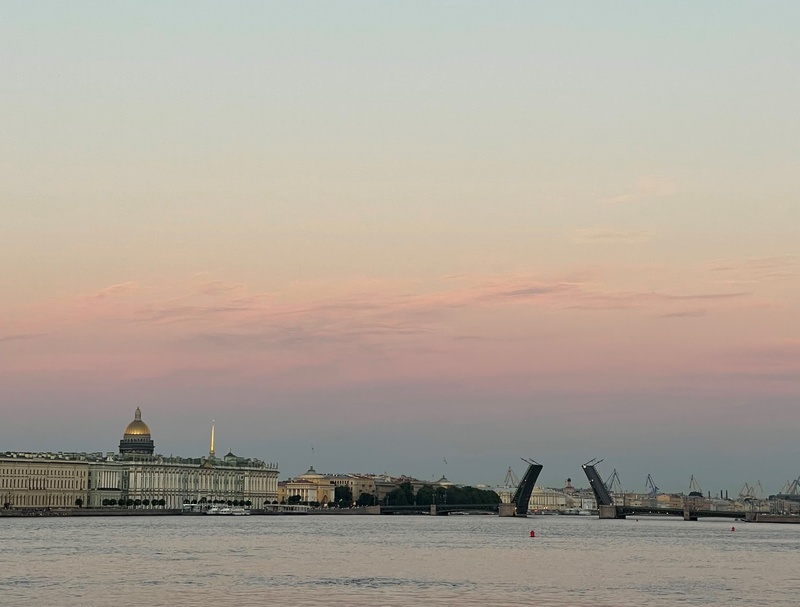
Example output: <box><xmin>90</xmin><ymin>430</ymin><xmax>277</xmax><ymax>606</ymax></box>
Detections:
<box><xmin>206</xmin><ymin>506</ymin><xmax>220</xmax><ymax>515</ymax></box>
<box><xmin>231</xmin><ymin>508</ymin><xmax>250</xmax><ymax>516</ymax></box>
<box><xmin>218</xmin><ymin>506</ymin><xmax>233</xmax><ymax>515</ymax></box>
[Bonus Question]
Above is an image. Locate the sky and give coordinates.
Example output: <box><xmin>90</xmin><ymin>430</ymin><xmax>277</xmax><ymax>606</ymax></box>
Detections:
<box><xmin>1</xmin><ymin>2</ymin><xmax>799</xmax><ymax>496</ymax></box>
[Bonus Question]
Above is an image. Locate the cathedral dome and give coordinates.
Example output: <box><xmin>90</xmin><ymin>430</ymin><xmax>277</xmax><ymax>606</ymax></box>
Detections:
<box><xmin>119</xmin><ymin>407</ymin><xmax>155</xmax><ymax>455</ymax></box>
<box><xmin>124</xmin><ymin>408</ymin><xmax>151</xmax><ymax>436</ymax></box>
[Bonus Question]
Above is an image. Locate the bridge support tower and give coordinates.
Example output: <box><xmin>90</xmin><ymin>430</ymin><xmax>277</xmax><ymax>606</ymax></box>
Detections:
<box><xmin>599</xmin><ymin>505</ymin><xmax>624</xmax><ymax>519</ymax></box>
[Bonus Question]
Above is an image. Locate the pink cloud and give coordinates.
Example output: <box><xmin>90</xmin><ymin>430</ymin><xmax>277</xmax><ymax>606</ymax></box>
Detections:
<box><xmin>1</xmin><ymin>262</ymin><xmax>792</xmax><ymax>401</ymax></box>
<box><xmin>82</xmin><ymin>281</ymin><xmax>141</xmax><ymax>301</ymax></box>
<box><xmin>597</xmin><ymin>175</ymin><xmax>676</xmax><ymax>205</ymax></box>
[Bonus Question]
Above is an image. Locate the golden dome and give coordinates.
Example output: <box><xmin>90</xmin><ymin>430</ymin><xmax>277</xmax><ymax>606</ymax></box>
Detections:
<box><xmin>124</xmin><ymin>407</ymin><xmax>151</xmax><ymax>436</ymax></box>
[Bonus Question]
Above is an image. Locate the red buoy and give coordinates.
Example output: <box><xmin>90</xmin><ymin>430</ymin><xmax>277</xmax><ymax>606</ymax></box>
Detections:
<box><xmin>731</xmin><ymin>526</ymin><xmax>735</xmax><ymax>532</ymax></box>
<box><xmin>530</xmin><ymin>530</ymin><xmax>536</xmax><ymax>537</ymax></box>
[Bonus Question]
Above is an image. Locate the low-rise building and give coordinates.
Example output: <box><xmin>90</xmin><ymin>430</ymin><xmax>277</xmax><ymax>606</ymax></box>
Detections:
<box><xmin>281</xmin><ymin>467</ymin><xmax>337</xmax><ymax>504</ymax></box>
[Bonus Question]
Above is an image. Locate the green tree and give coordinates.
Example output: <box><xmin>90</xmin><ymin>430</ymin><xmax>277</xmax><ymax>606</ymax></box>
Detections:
<box><xmin>75</xmin><ymin>498</ymin><xmax>83</xmax><ymax>508</ymax></box>
<box><xmin>142</xmin><ymin>499</ymin><xmax>150</xmax><ymax>507</ymax></box>
<box><xmin>102</xmin><ymin>499</ymin><xmax>110</xmax><ymax>507</ymax></box>
<box><xmin>415</xmin><ymin>485</ymin><xmax>434</xmax><ymax>506</ymax></box>
<box><xmin>386</xmin><ymin>487</ymin><xmax>408</xmax><ymax>506</ymax></box>
<box><xmin>134</xmin><ymin>499</ymin><xmax>142</xmax><ymax>508</ymax></box>
<box><xmin>399</xmin><ymin>482</ymin><xmax>415</xmax><ymax>505</ymax></box>
<box><xmin>109</xmin><ymin>499</ymin><xmax>117</xmax><ymax>506</ymax></box>
<box><xmin>334</xmin><ymin>485</ymin><xmax>353</xmax><ymax>505</ymax></box>
<box><xmin>287</xmin><ymin>495</ymin><xmax>302</xmax><ymax>504</ymax></box>
<box><xmin>356</xmin><ymin>492</ymin><xmax>374</xmax><ymax>507</ymax></box>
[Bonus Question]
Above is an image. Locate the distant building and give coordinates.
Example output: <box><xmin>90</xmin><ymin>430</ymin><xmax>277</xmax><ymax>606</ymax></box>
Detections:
<box><xmin>2</xmin><ymin>408</ymin><xmax>279</xmax><ymax>510</ymax></box>
<box><xmin>281</xmin><ymin>466</ymin><xmax>337</xmax><ymax>504</ymax></box>
<box><xmin>1</xmin><ymin>453</ymin><xmax>88</xmax><ymax>509</ymax></box>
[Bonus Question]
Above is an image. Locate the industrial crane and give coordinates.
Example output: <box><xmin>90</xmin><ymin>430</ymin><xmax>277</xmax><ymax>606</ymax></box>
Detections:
<box><xmin>739</xmin><ymin>481</ymin><xmax>764</xmax><ymax>504</ymax></box>
<box><xmin>688</xmin><ymin>474</ymin><xmax>703</xmax><ymax>497</ymax></box>
<box><xmin>604</xmin><ymin>469</ymin><xmax>623</xmax><ymax>495</ymax></box>
<box><xmin>503</xmin><ymin>466</ymin><xmax>520</xmax><ymax>489</ymax></box>
<box><xmin>780</xmin><ymin>477</ymin><xmax>800</xmax><ymax>496</ymax></box>
<box><xmin>645</xmin><ymin>474</ymin><xmax>660</xmax><ymax>497</ymax></box>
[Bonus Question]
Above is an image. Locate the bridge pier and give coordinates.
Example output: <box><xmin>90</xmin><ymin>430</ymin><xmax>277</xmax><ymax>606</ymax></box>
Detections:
<box><xmin>683</xmin><ymin>510</ymin><xmax>698</xmax><ymax>521</ymax></box>
<box><xmin>498</xmin><ymin>503</ymin><xmax>517</xmax><ymax>517</ymax></box>
<box><xmin>599</xmin><ymin>505</ymin><xmax>624</xmax><ymax>519</ymax></box>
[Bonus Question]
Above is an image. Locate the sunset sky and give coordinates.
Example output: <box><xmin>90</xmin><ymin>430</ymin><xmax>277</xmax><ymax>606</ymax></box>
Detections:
<box><xmin>2</xmin><ymin>2</ymin><xmax>798</xmax><ymax>494</ymax></box>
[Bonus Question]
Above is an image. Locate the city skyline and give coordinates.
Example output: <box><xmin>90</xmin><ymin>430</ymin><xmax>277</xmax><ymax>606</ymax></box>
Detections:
<box><xmin>1</xmin><ymin>3</ymin><xmax>799</xmax><ymax>493</ymax></box>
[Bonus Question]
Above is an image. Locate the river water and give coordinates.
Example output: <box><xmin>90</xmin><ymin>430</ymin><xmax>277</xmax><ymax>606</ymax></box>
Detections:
<box><xmin>1</xmin><ymin>514</ymin><xmax>798</xmax><ymax>606</ymax></box>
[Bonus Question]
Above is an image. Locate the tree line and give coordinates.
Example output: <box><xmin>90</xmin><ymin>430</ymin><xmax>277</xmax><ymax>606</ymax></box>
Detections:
<box><xmin>383</xmin><ymin>482</ymin><xmax>501</xmax><ymax>506</ymax></box>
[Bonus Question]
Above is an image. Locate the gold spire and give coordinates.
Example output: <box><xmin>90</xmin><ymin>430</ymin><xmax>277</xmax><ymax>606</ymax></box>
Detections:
<box><xmin>210</xmin><ymin>420</ymin><xmax>215</xmax><ymax>458</ymax></box>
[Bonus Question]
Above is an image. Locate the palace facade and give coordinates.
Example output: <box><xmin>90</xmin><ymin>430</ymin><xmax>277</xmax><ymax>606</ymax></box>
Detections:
<box><xmin>1</xmin><ymin>409</ymin><xmax>279</xmax><ymax>510</ymax></box>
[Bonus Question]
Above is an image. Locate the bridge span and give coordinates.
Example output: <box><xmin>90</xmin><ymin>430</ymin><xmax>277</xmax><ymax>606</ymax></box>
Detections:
<box><xmin>583</xmin><ymin>460</ymin><xmax>758</xmax><ymax>521</ymax></box>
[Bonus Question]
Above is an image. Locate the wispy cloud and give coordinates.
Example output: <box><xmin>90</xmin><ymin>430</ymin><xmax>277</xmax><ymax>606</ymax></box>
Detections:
<box><xmin>0</xmin><ymin>332</ymin><xmax>50</xmax><ymax>343</ymax></box>
<box><xmin>198</xmin><ymin>281</ymin><xmax>247</xmax><ymax>296</ymax></box>
<box><xmin>565</xmin><ymin>288</ymin><xmax>748</xmax><ymax>309</ymax></box>
<box><xmin>121</xmin><ymin>273</ymin><xmax>756</xmax><ymax>347</ymax></box>
<box><xmin>659</xmin><ymin>310</ymin><xmax>708</xmax><ymax>319</ymax></box>
<box><xmin>598</xmin><ymin>175</ymin><xmax>676</xmax><ymax>205</ymax></box>
<box><xmin>707</xmin><ymin>256</ymin><xmax>798</xmax><ymax>284</ymax></box>
<box><xmin>573</xmin><ymin>228</ymin><xmax>653</xmax><ymax>244</ymax></box>
<box><xmin>82</xmin><ymin>281</ymin><xmax>141</xmax><ymax>301</ymax></box>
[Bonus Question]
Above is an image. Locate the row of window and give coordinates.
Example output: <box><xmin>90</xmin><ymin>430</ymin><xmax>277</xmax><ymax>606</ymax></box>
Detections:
<box><xmin>0</xmin><ymin>478</ymin><xmax>85</xmax><ymax>489</ymax></box>
<box><xmin>2</xmin><ymin>493</ymin><xmax>82</xmax><ymax>507</ymax></box>
<box><xmin>0</xmin><ymin>467</ymin><xmax>86</xmax><ymax>476</ymax></box>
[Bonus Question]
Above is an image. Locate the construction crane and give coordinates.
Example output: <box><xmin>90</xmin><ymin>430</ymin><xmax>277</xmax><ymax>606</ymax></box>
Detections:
<box><xmin>645</xmin><ymin>474</ymin><xmax>660</xmax><ymax>497</ymax></box>
<box><xmin>688</xmin><ymin>474</ymin><xmax>703</xmax><ymax>497</ymax></box>
<box><xmin>604</xmin><ymin>469</ymin><xmax>623</xmax><ymax>495</ymax></box>
<box><xmin>779</xmin><ymin>477</ymin><xmax>800</xmax><ymax>496</ymax></box>
<box><xmin>740</xmin><ymin>481</ymin><xmax>765</xmax><ymax>500</ymax></box>
<box><xmin>503</xmin><ymin>466</ymin><xmax>520</xmax><ymax>489</ymax></box>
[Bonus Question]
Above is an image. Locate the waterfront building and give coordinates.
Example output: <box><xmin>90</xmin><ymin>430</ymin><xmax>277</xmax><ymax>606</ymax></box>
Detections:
<box><xmin>528</xmin><ymin>486</ymin><xmax>568</xmax><ymax>512</ymax></box>
<box><xmin>2</xmin><ymin>409</ymin><xmax>279</xmax><ymax>510</ymax></box>
<box><xmin>327</xmin><ymin>474</ymin><xmax>378</xmax><ymax>504</ymax></box>
<box><xmin>1</xmin><ymin>453</ymin><xmax>89</xmax><ymax>509</ymax></box>
<box><xmin>279</xmin><ymin>469</ymin><xmax>496</xmax><ymax>506</ymax></box>
<box><xmin>281</xmin><ymin>466</ymin><xmax>337</xmax><ymax>504</ymax></box>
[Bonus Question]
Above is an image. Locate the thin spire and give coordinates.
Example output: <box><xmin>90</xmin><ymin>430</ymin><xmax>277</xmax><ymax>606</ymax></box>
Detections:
<box><xmin>210</xmin><ymin>420</ymin><xmax>216</xmax><ymax>458</ymax></box>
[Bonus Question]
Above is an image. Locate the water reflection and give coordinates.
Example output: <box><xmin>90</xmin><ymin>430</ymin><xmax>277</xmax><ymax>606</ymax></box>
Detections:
<box><xmin>1</xmin><ymin>515</ymin><xmax>798</xmax><ymax>606</ymax></box>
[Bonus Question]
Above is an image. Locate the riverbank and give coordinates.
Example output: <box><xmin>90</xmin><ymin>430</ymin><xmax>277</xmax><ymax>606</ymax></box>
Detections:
<box><xmin>0</xmin><ymin>506</ymin><xmax>383</xmax><ymax>517</ymax></box>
